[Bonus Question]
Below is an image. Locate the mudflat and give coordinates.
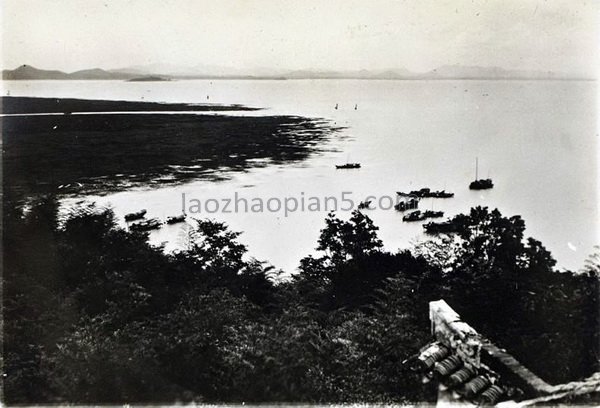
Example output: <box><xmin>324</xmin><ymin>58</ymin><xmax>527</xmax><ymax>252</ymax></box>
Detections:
<box><xmin>2</xmin><ymin>96</ymin><xmax>339</xmax><ymax>201</ymax></box>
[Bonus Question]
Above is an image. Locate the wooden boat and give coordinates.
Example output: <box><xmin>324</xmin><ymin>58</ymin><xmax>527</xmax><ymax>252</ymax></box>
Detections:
<box><xmin>166</xmin><ymin>214</ymin><xmax>186</xmax><ymax>224</ymax></box>
<box><xmin>469</xmin><ymin>158</ymin><xmax>494</xmax><ymax>190</ymax></box>
<box><xmin>130</xmin><ymin>218</ymin><xmax>162</xmax><ymax>231</ymax></box>
<box><xmin>423</xmin><ymin>220</ymin><xmax>458</xmax><ymax>234</ymax></box>
<box><xmin>336</xmin><ymin>163</ymin><xmax>361</xmax><ymax>169</ymax></box>
<box><xmin>358</xmin><ymin>200</ymin><xmax>372</xmax><ymax>209</ymax></box>
<box><xmin>431</xmin><ymin>190</ymin><xmax>454</xmax><ymax>198</ymax></box>
<box><xmin>124</xmin><ymin>209</ymin><xmax>147</xmax><ymax>221</ymax></box>
<box><xmin>423</xmin><ymin>210</ymin><xmax>444</xmax><ymax>219</ymax></box>
<box><xmin>395</xmin><ymin>198</ymin><xmax>419</xmax><ymax>211</ymax></box>
<box><xmin>397</xmin><ymin>189</ymin><xmax>427</xmax><ymax>197</ymax></box>
<box><xmin>469</xmin><ymin>179</ymin><xmax>494</xmax><ymax>190</ymax></box>
<box><xmin>397</xmin><ymin>188</ymin><xmax>454</xmax><ymax>198</ymax></box>
<box><xmin>403</xmin><ymin>210</ymin><xmax>426</xmax><ymax>222</ymax></box>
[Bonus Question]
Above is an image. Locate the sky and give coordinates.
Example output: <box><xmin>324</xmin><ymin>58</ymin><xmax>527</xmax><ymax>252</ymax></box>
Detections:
<box><xmin>1</xmin><ymin>0</ymin><xmax>598</xmax><ymax>77</ymax></box>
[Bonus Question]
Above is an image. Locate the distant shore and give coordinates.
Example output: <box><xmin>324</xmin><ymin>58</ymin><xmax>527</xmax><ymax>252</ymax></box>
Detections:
<box><xmin>127</xmin><ymin>75</ymin><xmax>171</xmax><ymax>82</ymax></box>
<box><xmin>0</xmin><ymin>96</ymin><xmax>259</xmax><ymax>114</ymax></box>
<box><xmin>2</xmin><ymin>64</ymin><xmax>595</xmax><ymax>81</ymax></box>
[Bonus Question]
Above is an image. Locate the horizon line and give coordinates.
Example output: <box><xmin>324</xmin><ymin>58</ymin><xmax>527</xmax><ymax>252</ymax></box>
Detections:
<box><xmin>2</xmin><ymin>64</ymin><xmax>596</xmax><ymax>81</ymax></box>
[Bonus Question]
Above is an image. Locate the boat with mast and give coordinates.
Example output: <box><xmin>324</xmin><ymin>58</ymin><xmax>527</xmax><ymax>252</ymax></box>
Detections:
<box><xmin>336</xmin><ymin>153</ymin><xmax>361</xmax><ymax>169</ymax></box>
<box><xmin>469</xmin><ymin>158</ymin><xmax>493</xmax><ymax>190</ymax></box>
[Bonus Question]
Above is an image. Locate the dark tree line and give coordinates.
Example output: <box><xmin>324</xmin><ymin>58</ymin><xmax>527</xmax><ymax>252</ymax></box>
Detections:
<box><xmin>3</xmin><ymin>199</ymin><xmax>598</xmax><ymax>404</ymax></box>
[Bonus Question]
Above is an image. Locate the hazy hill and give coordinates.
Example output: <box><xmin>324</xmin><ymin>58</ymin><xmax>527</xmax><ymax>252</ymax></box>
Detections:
<box><xmin>69</xmin><ymin>68</ymin><xmax>125</xmax><ymax>80</ymax></box>
<box><xmin>117</xmin><ymin>64</ymin><xmax>417</xmax><ymax>79</ymax></box>
<box><xmin>284</xmin><ymin>68</ymin><xmax>416</xmax><ymax>79</ymax></box>
<box><xmin>3</xmin><ymin>64</ymin><xmax>588</xmax><ymax>81</ymax></box>
<box><xmin>2</xmin><ymin>65</ymin><xmax>70</xmax><ymax>80</ymax></box>
<box><xmin>103</xmin><ymin>64</ymin><xmax>580</xmax><ymax>80</ymax></box>
<box><xmin>118</xmin><ymin>63</ymin><xmax>578</xmax><ymax>80</ymax></box>
<box><xmin>423</xmin><ymin>65</ymin><xmax>562</xmax><ymax>80</ymax></box>
<box><xmin>3</xmin><ymin>65</ymin><xmax>136</xmax><ymax>80</ymax></box>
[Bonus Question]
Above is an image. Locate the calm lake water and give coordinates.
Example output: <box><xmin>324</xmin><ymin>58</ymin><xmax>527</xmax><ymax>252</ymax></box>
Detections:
<box><xmin>3</xmin><ymin>79</ymin><xmax>598</xmax><ymax>273</ymax></box>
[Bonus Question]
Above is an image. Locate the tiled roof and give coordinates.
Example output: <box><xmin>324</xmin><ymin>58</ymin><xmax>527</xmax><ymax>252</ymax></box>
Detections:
<box><xmin>406</xmin><ymin>341</ymin><xmax>518</xmax><ymax>406</ymax></box>
<box><xmin>407</xmin><ymin>300</ymin><xmax>600</xmax><ymax>407</ymax></box>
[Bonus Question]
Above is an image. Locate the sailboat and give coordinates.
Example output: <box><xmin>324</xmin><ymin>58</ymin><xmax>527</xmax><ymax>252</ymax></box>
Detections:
<box><xmin>469</xmin><ymin>158</ymin><xmax>494</xmax><ymax>190</ymax></box>
<box><xmin>335</xmin><ymin>153</ymin><xmax>361</xmax><ymax>169</ymax></box>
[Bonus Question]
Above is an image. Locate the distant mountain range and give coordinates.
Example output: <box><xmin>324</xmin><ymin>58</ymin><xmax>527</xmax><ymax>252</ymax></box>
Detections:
<box><xmin>423</xmin><ymin>65</ymin><xmax>570</xmax><ymax>80</ymax></box>
<box><xmin>2</xmin><ymin>64</ymin><xmax>591</xmax><ymax>81</ymax></box>
<box><xmin>2</xmin><ymin>65</ymin><xmax>137</xmax><ymax>80</ymax></box>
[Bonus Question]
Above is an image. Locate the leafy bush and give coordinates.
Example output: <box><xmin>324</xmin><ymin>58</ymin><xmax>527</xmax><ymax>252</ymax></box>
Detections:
<box><xmin>3</xmin><ymin>200</ymin><xmax>598</xmax><ymax>403</ymax></box>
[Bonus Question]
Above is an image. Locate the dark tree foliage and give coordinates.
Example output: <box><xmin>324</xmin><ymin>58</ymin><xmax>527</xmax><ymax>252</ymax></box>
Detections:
<box><xmin>317</xmin><ymin>210</ymin><xmax>383</xmax><ymax>266</ymax></box>
<box><xmin>437</xmin><ymin>207</ymin><xmax>599</xmax><ymax>383</ymax></box>
<box><xmin>3</xmin><ymin>200</ymin><xmax>598</xmax><ymax>404</ymax></box>
<box><xmin>3</xmin><ymin>199</ymin><xmax>278</xmax><ymax>403</ymax></box>
<box><xmin>296</xmin><ymin>210</ymin><xmax>441</xmax><ymax>312</ymax></box>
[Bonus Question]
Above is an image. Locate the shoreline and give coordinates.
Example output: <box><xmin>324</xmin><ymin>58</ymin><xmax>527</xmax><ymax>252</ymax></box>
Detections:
<box><xmin>0</xmin><ymin>95</ymin><xmax>260</xmax><ymax>114</ymax></box>
<box><xmin>2</xmin><ymin>96</ymin><xmax>340</xmax><ymax>202</ymax></box>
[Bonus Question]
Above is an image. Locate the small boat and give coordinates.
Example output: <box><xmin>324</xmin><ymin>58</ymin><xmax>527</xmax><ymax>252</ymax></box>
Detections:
<box><xmin>336</xmin><ymin>163</ymin><xmax>361</xmax><ymax>169</ymax></box>
<box><xmin>469</xmin><ymin>158</ymin><xmax>494</xmax><ymax>190</ymax></box>
<box><xmin>431</xmin><ymin>190</ymin><xmax>454</xmax><ymax>198</ymax></box>
<box><xmin>423</xmin><ymin>210</ymin><xmax>444</xmax><ymax>219</ymax></box>
<box><xmin>166</xmin><ymin>214</ymin><xmax>186</xmax><ymax>224</ymax></box>
<box><xmin>335</xmin><ymin>103</ymin><xmax>338</xmax><ymax>110</ymax></box>
<box><xmin>423</xmin><ymin>220</ymin><xmax>458</xmax><ymax>234</ymax></box>
<box><xmin>403</xmin><ymin>208</ymin><xmax>445</xmax><ymax>222</ymax></box>
<box><xmin>354</xmin><ymin>104</ymin><xmax>357</xmax><ymax>110</ymax></box>
<box><xmin>469</xmin><ymin>179</ymin><xmax>494</xmax><ymax>190</ymax></box>
<box><xmin>397</xmin><ymin>188</ymin><xmax>454</xmax><ymax>198</ymax></box>
<box><xmin>415</xmin><ymin>188</ymin><xmax>431</xmax><ymax>197</ymax></box>
<box><xmin>130</xmin><ymin>218</ymin><xmax>162</xmax><ymax>231</ymax></box>
<box><xmin>403</xmin><ymin>210</ymin><xmax>426</xmax><ymax>222</ymax></box>
<box><xmin>394</xmin><ymin>198</ymin><xmax>419</xmax><ymax>211</ymax></box>
<box><xmin>125</xmin><ymin>209</ymin><xmax>147</xmax><ymax>221</ymax></box>
<box><xmin>397</xmin><ymin>188</ymin><xmax>431</xmax><ymax>198</ymax></box>
<box><xmin>358</xmin><ymin>200</ymin><xmax>372</xmax><ymax>209</ymax></box>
